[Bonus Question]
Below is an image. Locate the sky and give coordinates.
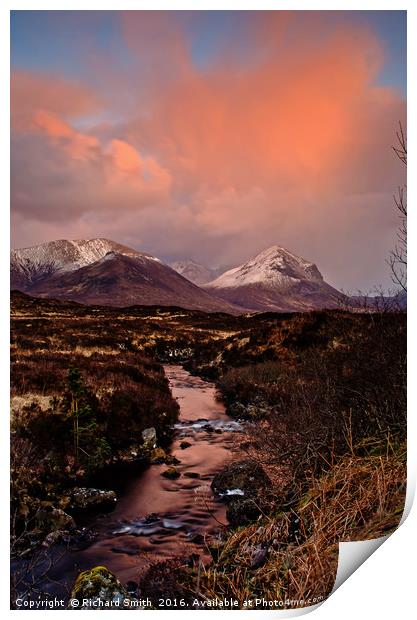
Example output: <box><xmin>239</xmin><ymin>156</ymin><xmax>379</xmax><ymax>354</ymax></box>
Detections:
<box><xmin>10</xmin><ymin>10</ymin><xmax>406</xmax><ymax>291</ymax></box>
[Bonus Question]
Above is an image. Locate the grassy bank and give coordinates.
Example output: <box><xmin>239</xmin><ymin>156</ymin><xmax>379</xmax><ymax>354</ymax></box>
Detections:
<box><xmin>177</xmin><ymin>438</ymin><xmax>406</xmax><ymax>608</ymax></box>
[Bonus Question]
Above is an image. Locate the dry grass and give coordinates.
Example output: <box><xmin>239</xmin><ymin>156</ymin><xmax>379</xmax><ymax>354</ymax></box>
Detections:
<box><xmin>11</xmin><ymin>394</ymin><xmax>52</xmax><ymax>417</ymax></box>
<box><xmin>195</xmin><ymin>523</ymin><xmax>337</xmax><ymax>606</ymax></box>
<box><xmin>299</xmin><ymin>440</ymin><xmax>406</xmax><ymax>542</ymax></box>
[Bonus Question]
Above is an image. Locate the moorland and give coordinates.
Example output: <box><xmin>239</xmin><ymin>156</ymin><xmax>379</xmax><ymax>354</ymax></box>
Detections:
<box><xmin>10</xmin><ymin>290</ymin><xmax>406</xmax><ymax>608</ymax></box>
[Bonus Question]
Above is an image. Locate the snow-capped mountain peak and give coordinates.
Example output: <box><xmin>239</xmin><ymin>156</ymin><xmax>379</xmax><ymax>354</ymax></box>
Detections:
<box><xmin>207</xmin><ymin>245</ymin><xmax>323</xmax><ymax>289</ymax></box>
<box><xmin>11</xmin><ymin>238</ymin><xmax>155</xmax><ymax>285</ymax></box>
<box><xmin>204</xmin><ymin>245</ymin><xmax>339</xmax><ymax>312</ymax></box>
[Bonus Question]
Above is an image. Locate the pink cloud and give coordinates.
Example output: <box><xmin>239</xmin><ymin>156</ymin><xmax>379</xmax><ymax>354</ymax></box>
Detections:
<box><xmin>11</xmin><ymin>70</ymin><xmax>100</xmax><ymax>131</ymax></box>
<box><xmin>33</xmin><ymin>110</ymin><xmax>99</xmax><ymax>161</ymax></box>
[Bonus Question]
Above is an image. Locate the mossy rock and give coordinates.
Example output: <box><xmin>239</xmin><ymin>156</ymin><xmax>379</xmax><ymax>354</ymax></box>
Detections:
<box><xmin>36</xmin><ymin>507</ymin><xmax>76</xmax><ymax>533</ymax></box>
<box><xmin>211</xmin><ymin>459</ymin><xmax>271</xmax><ymax>499</ymax></box>
<box><xmin>150</xmin><ymin>447</ymin><xmax>168</xmax><ymax>464</ymax></box>
<box><xmin>70</xmin><ymin>565</ymin><xmax>128</xmax><ymax>609</ymax></box>
<box><xmin>70</xmin><ymin>488</ymin><xmax>117</xmax><ymax>512</ymax></box>
<box><xmin>150</xmin><ymin>448</ymin><xmax>180</xmax><ymax>465</ymax></box>
<box><xmin>161</xmin><ymin>467</ymin><xmax>181</xmax><ymax>480</ymax></box>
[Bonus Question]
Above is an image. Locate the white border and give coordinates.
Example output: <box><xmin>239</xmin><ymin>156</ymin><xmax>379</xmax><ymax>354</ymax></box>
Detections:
<box><xmin>1</xmin><ymin>2</ymin><xmax>415</xmax><ymax>618</ymax></box>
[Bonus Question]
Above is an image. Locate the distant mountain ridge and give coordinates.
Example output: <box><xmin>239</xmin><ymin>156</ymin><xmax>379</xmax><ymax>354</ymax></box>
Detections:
<box><xmin>11</xmin><ymin>238</ymin><xmax>352</xmax><ymax>313</ymax></box>
<box><xmin>170</xmin><ymin>259</ymin><xmax>218</xmax><ymax>286</ymax></box>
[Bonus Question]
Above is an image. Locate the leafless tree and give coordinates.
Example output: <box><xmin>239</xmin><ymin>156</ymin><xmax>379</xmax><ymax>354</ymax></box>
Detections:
<box><xmin>388</xmin><ymin>123</ymin><xmax>407</xmax><ymax>292</ymax></box>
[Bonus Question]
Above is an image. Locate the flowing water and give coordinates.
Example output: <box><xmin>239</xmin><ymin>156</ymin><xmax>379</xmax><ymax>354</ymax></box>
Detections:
<box><xmin>33</xmin><ymin>365</ymin><xmax>241</xmax><ymax>597</ymax></box>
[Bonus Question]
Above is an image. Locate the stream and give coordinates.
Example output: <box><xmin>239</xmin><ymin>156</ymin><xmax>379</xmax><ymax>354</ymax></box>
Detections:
<box><xmin>34</xmin><ymin>365</ymin><xmax>242</xmax><ymax>598</ymax></box>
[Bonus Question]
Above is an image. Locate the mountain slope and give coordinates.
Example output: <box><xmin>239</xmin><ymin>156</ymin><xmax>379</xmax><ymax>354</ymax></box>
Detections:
<box><xmin>170</xmin><ymin>259</ymin><xmax>217</xmax><ymax>286</ymax></box>
<box><xmin>205</xmin><ymin>245</ymin><xmax>341</xmax><ymax>312</ymax></box>
<box><xmin>11</xmin><ymin>240</ymin><xmax>239</xmax><ymax>313</ymax></box>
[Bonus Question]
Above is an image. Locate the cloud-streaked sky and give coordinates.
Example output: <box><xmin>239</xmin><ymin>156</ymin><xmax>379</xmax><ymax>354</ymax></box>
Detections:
<box><xmin>11</xmin><ymin>10</ymin><xmax>406</xmax><ymax>290</ymax></box>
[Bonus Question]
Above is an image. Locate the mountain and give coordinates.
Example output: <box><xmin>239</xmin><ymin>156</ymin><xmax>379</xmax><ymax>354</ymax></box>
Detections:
<box><xmin>204</xmin><ymin>245</ymin><xmax>342</xmax><ymax>312</ymax></box>
<box><xmin>10</xmin><ymin>239</ymin><xmax>239</xmax><ymax>313</ymax></box>
<box><xmin>11</xmin><ymin>239</ymin><xmax>346</xmax><ymax>313</ymax></box>
<box><xmin>170</xmin><ymin>259</ymin><xmax>217</xmax><ymax>286</ymax></box>
<box><xmin>11</xmin><ymin>238</ymin><xmax>146</xmax><ymax>290</ymax></box>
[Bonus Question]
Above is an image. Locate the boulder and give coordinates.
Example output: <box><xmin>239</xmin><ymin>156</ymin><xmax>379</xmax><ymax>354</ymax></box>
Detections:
<box><xmin>36</xmin><ymin>507</ymin><xmax>76</xmax><ymax>533</ymax></box>
<box><xmin>226</xmin><ymin>498</ymin><xmax>263</xmax><ymax>527</ymax></box>
<box><xmin>161</xmin><ymin>467</ymin><xmax>181</xmax><ymax>480</ymax></box>
<box><xmin>70</xmin><ymin>488</ymin><xmax>117</xmax><ymax>512</ymax></box>
<box><xmin>142</xmin><ymin>427</ymin><xmax>157</xmax><ymax>450</ymax></box>
<box><xmin>70</xmin><ymin>527</ymin><xmax>98</xmax><ymax>550</ymax></box>
<box><xmin>70</xmin><ymin>566</ymin><xmax>129</xmax><ymax>609</ymax></box>
<box><xmin>212</xmin><ymin>460</ymin><xmax>272</xmax><ymax>527</ymax></box>
<box><xmin>227</xmin><ymin>402</ymin><xmax>248</xmax><ymax>419</ymax></box>
<box><xmin>179</xmin><ymin>440</ymin><xmax>192</xmax><ymax>450</ymax></box>
<box><xmin>211</xmin><ymin>459</ymin><xmax>271</xmax><ymax>499</ymax></box>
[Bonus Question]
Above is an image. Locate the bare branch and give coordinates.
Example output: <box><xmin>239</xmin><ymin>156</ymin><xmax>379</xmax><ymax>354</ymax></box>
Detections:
<box><xmin>389</xmin><ymin>122</ymin><xmax>407</xmax><ymax>292</ymax></box>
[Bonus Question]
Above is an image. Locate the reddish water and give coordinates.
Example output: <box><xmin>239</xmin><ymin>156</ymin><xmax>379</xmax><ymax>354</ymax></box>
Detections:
<box><xmin>34</xmin><ymin>365</ymin><xmax>241</xmax><ymax>597</ymax></box>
